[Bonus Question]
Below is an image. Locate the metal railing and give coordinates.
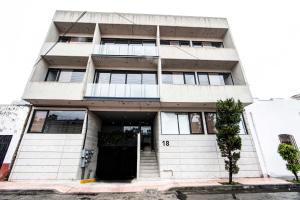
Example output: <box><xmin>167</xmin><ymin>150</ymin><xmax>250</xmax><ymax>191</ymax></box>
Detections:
<box><xmin>85</xmin><ymin>83</ymin><xmax>159</xmax><ymax>98</ymax></box>
<box><xmin>93</xmin><ymin>44</ymin><xmax>158</xmax><ymax>57</ymax></box>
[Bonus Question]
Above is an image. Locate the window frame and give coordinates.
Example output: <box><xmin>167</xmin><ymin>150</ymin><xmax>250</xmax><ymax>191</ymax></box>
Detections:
<box><xmin>45</xmin><ymin>68</ymin><xmax>86</xmax><ymax>83</ymax></box>
<box><xmin>28</xmin><ymin>109</ymin><xmax>86</xmax><ymax>134</ymax></box>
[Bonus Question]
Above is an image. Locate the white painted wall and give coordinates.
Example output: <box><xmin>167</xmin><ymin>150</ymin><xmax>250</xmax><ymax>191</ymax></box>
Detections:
<box><xmin>245</xmin><ymin>98</ymin><xmax>300</xmax><ymax>177</ymax></box>
<box><xmin>0</xmin><ymin>105</ymin><xmax>30</xmax><ymax>164</ymax></box>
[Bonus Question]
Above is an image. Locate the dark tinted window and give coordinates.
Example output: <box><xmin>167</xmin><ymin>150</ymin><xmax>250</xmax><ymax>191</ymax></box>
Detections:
<box><xmin>45</xmin><ymin>69</ymin><xmax>59</xmax><ymax>81</ymax></box>
<box><xmin>179</xmin><ymin>41</ymin><xmax>190</xmax><ymax>46</ymax></box>
<box><xmin>192</xmin><ymin>41</ymin><xmax>203</xmax><ymax>47</ymax></box>
<box><xmin>205</xmin><ymin>112</ymin><xmax>218</xmax><ymax>134</ymax></box>
<box><xmin>189</xmin><ymin>113</ymin><xmax>204</xmax><ymax>134</ymax></box>
<box><xmin>222</xmin><ymin>73</ymin><xmax>234</xmax><ymax>85</ymax></box>
<box><xmin>211</xmin><ymin>42</ymin><xmax>223</xmax><ymax>48</ymax></box>
<box><xmin>44</xmin><ymin>111</ymin><xmax>85</xmax><ymax>134</ymax></box>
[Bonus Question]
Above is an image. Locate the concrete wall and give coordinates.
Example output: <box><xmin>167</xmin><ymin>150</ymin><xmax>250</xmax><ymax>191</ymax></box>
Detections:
<box><xmin>9</xmin><ymin>108</ymin><xmax>87</xmax><ymax>181</ymax></box>
<box><xmin>82</xmin><ymin>111</ymin><xmax>101</xmax><ymax>179</ymax></box>
<box><xmin>160</xmin><ymin>85</ymin><xmax>252</xmax><ymax>105</ymax></box>
<box><xmin>0</xmin><ymin>105</ymin><xmax>30</xmax><ymax>180</ymax></box>
<box><xmin>245</xmin><ymin>99</ymin><xmax>300</xmax><ymax>177</ymax></box>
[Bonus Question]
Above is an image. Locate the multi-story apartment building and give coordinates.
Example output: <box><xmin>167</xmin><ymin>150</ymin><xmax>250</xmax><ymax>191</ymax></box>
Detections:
<box><xmin>9</xmin><ymin>10</ymin><xmax>261</xmax><ymax>181</ymax></box>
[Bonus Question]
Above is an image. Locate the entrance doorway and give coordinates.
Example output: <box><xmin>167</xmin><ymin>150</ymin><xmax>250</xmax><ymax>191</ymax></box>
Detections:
<box><xmin>95</xmin><ymin>111</ymin><xmax>156</xmax><ymax>180</ymax></box>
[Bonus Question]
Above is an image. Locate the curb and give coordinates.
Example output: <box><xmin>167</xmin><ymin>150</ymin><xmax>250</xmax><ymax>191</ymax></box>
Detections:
<box><xmin>168</xmin><ymin>184</ymin><xmax>300</xmax><ymax>195</ymax></box>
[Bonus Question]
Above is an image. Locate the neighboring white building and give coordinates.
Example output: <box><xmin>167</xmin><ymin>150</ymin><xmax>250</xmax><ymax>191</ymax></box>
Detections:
<box><xmin>0</xmin><ymin>104</ymin><xmax>30</xmax><ymax>180</ymax></box>
<box><xmin>245</xmin><ymin>98</ymin><xmax>300</xmax><ymax>178</ymax></box>
<box><xmin>9</xmin><ymin>10</ymin><xmax>261</xmax><ymax>181</ymax></box>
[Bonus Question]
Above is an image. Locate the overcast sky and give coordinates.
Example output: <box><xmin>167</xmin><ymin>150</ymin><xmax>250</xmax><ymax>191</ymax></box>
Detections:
<box><xmin>0</xmin><ymin>0</ymin><xmax>299</xmax><ymax>104</ymax></box>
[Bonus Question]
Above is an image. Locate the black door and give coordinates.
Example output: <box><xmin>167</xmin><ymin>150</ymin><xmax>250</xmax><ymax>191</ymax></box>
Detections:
<box><xmin>0</xmin><ymin>135</ymin><xmax>12</xmax><ymax>168</ymax></box>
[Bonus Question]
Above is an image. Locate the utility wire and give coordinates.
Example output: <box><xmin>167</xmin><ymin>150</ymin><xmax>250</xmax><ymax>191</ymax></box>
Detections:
<box><xmin>33</xmin><ymin>11</ymin><xmax>87</xmax><ymax>67</ymax></box>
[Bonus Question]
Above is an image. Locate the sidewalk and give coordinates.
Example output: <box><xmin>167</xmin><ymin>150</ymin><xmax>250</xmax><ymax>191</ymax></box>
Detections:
<box><xmin>0</xmin><ymin>178</ymin><xmax>291</xmax><ymax>194</ymax></box>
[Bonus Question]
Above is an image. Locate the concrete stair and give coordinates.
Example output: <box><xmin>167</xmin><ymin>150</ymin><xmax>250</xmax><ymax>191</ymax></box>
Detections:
<box><xmin>139</xmin><ymin>151</ymin><xmax>159</xmax><ymax>179</ymax></box>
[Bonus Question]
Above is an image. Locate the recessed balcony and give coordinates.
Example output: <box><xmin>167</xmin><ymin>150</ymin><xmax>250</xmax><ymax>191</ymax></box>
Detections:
<box><xmin>93</xmin><ymin>44</ymin><xmax>158</xmax><ymax>57</ymax></box>
<box><xmin>85</xmin><ymin>83</ymin><xmax>159</xmax><ymax>99</ymax></box>
<box><xmin>40</xmin><ymin>42</ymin><xmax>93</xmax><ymax>57</ymax></box>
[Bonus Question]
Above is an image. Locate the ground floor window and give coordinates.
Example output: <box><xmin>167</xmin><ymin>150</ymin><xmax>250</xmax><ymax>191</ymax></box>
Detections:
<box><xmin>161</xmin><ymin>112</ymin><xmax>247</xmax><ymax>135</ymax></box>
<box><xmin>28</xmin><ymin>110</ymin><xmax>86</xmax><ymax>134</ymax></box>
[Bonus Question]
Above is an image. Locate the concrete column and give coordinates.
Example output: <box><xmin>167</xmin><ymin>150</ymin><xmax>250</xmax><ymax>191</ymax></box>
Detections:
<box><xmin>93</xmin><ymin>23</ymin><xmax>101</xmax><ymax>44</ymax></box>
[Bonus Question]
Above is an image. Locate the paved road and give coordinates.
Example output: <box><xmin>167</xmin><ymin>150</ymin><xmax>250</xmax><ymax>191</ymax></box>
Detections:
<box><xmin>0</xmin><ymin>191</ymin><xmax>300</xmax><ymax>200</ymax></box>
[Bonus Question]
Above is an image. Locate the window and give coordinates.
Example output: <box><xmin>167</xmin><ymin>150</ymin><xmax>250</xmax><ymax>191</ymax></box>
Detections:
<box><xmin>222</xmin><ymin>73</ymin><xmax>234</xmax><ymax>85</ymax></box>
<box><xmin>142</xmin><ymin>73</ymin><xmax>157</xmax><ymax>84</ymax></box>
<box><xmin>279</xmin><ymin>134</ymin><xmax>299</xmax><ymax>150</ymax></box>
<box><xmin>94</xmin><ymin>71</ymin><xmax>157</xmax><ymax>85</ymax></box>
<box><xmin>162</xmin><ymin>73</ymin><xmax>173</xmax><ymax>84</ymax></box>
<box><xmin>110</xmin><ymin>73</ymin><xmax>126</xmax><ymax>84</ymax></box>
<box><xmin>211</xmin><ymin>42</ymin><xmax>224</xmax><ymax>48</ymax></box>
<box><xmin>198</xmin><ymin>73</ymin><xmax>210</xmax><ymax>85</ymax></box>
<box><xmin>29</xmin><ymin>111</ymin><xmax>47</xmax><ymax>133</ymax></box>
<box><xmin>178</xmin><ymin>114</ymin><xmax>191</xmax><ymax>134</ymax></box>
<box><xmin>205</xmin><ymin>112</ymin><xmax>218</xmax><ymax>134</ymax></box>
<box><xmin>160</xmin><ymin>40</ymin><xmax>170</xmax><ymax>45</ymax></box>
<box><xmin>58</xmin><ymin>36</ymin><xmax>92</xmax><ymax>43</ymax></box>
<box><xmin>179</xmin><ymin>41</ymin><xmax>190</xmax><ymax>46</ymax></box>
<box><xmin>29</xmin><ymin>110</ymin><xmax>85</xmax><ymax>134</ymax></box>
<box><xmin>161</xmin><ymin>112</ymin><xmax>179</xmax><ymax>135</ymax></box>
<box><xmin>45</xmin><ymin>69</ymin><xmax>85</xmax><ymax>83</ymax></box>
<box><xmin>239</xmin><ymin>114</ymin><xmax>248</xmax><ymax>135</ymax></box>
<box><xmin>189</xmin><ymin>113</ymin><xmax>204</xmax><ymax>134</ymax></box>
<box><xmin>184</xmin><ymin>73</ymin><xmax>196</xmax><ymax>85</ymax></box>
<box><xmin>192</xmin><ymin>41</ymin><xmax>203</xmax><ymax>47</ymax></box>
<box><xmin>101</xmin><ymin>38</ymin><xmax>156</xmax><ymax>46</ymax></box>
<box><xmin>208</xmin><ymin>74</ymin><xmax>225</xmax><ymax>86</ymax></box>
<box><xmin>172</xmin><ymin>72</ymin><xmax>184</xmax><ymax>84</ymax></box>
<box><xmin>45</xmin><ymin>69</ymin><xmax>59</xmax><ymax>82</ymax></box>
<box><xmin>127</xmin><ymin>73</ymin><xmax>142</xmax><ymax>84</ymax></box>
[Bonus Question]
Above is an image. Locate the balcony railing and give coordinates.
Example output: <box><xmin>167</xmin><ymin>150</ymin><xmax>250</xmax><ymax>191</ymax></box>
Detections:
<box><xmin>85</xmin><ymin>83</ymin><xmax>159</xmax><ymax>99</ymax></box>
<box><xmin>93</xmin><ymin>44</ymin><xmax>158</xmax><ymax>57</ymax></box>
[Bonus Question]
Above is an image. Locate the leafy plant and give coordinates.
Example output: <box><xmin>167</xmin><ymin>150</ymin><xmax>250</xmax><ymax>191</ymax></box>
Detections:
<box><xmin>278</xmin><ymin>143</ymin><xmax>300</xmax><ymax>181</ymax></box>
<box><xmin>216</xmin><ymin>98</ymin><xmax>244</xmax><ymax>184</ymax></box>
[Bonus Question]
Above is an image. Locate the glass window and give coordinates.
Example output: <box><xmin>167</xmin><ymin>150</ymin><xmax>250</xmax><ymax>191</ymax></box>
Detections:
<box><xmin>142</xmin><ymin>73</ymin><xmax>156</xmax><ymax>84</ymax></box>
<box><xmin>161</xmin><ymin>112</ymin><xmax>179</xmax><ymax>135</ymax></box>
<box><xmin>192</xmin><ymin>41</ymin><xmax>202</xmax><ymax>47</ymax></box>
<box><xmin>44</xmin><ymin>111</ymin><xmax>85</xmax><ymax>134</ymax></box>
<box><xmin>45</xmin><ymin>69</ymin><xmax>59</xmax><ymax>81</ymax></box>
<box><xmin>160</xmin><ymin>40</ymin><xmax>170</xmax><ymax>45</ymax></box>
<box><xmin>70</xmin><ymin>37</ymin><xmax>93</xmax><ymax>43</ymax></box>
<box><xmin>222</xmin><ymin>73</ymin><xmax>234</xmax><ymax>85</ymax></box>
<box><xmin>184</xmin><ymin>73</ymin><xmax>196</xmax><ymax>85</ymax></box>
<box><xmin>124</xmin><ymin>126</ymin><xmax>140</xmax><ymax>134</ymax></box>
<box><xmin>170</xmin><ymin>40</ymin><xmax>180</xmax><ymax>46</ymax></box>
<box><xmin>129</xmin><ymin>39</ymin><xmax>142</xmax><ymax>46</ymax></box>
<box><xmin>205</xmin><ymin>112</ymin><xmax>218</xmax><ymax>134</ymax></box>
<box><xmin>141</xmin><ymin>126</ymin><xmax>151</xmax><ymax>136</ymax></box>
<box><xmin>172</xmin><ymin>72</ymin><xmax>184</xmax><ymax>84</ymax></box>
<box><xmin>209</xmin><ymin>74</ymin><xmax>225</xmax><ymax>85</ymax></box>
<box><xmin>179</xmin><ymin>41</ymin><xmax>190</xmax><ymax>46</ymax></box>
<box><xmin>96</xmin><ymin>72</ymin><xmax>110</xmax><ymax>84</ymax></box>
<box><xmin>198</xmin><ymin>73</ymin><xmax>209</xmax><ymax>85</ymax></box>
<box><xmin>178</xmin><ymin>114</ymin><xmax>190</xmax><ymax>134</ymax></box>
<box><xmin>101</xmin><ymin>38</ymin><xmax>115</xmax><ymax>44</ymax></box>
<box><xmin>127</xmin><ymin>73</ymin><xmax>142</xmax><ymax>84</ymax></box>
<box><xmin>202</xmin><ymin>41</ymin><xmax>212</xmax><ymax>47</ymax></box>
<box><xmin>162</xmin><ymin>73</ymin><xmax>173</xmax><ymax>84</ymax></box>
<box><xmin>239</xmin><ymin>115</ymin><xmax>247</xmax><ymax>135</ymax></box>
<box><xmin>189</xmin><ymin>113</ymin><xmax>204</xmax><ymax>134</ymax></box>
<box><xmin>29</xmin><ymin>111</ymin><xmax>48</xmax><ymax>133</ymax></box>
<box><xmin>211</xmin><ymin>42</ymin><xmax>223</xmax><ymax>48</ymax></box>
<box><xmin>58</xmin><ymin>70</ymin><xmax>72</xmax><ymax>82</ymax></box>
<box><xmin>110</xmin><ymin>73</ymin><xmax>126</xmax><ymax>84</ymax></box>
<box><xmin>70</xmin><ymin>70</ymin><xmax>85</xmax><ymax>82</ymax></box>
<box><xmin>58</xmin><ymin>36</ymin><xmax>71</xmax><ymax>43</ymax></box>
<box><xmin>143</xmin><ymin>40</ymin><xmax>156</xmax><ymax>46</ymax></box>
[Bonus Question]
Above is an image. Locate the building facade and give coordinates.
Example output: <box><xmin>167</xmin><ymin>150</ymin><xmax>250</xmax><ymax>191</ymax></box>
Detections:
<box><xmin>245</xmin><ymin>98</ymin><xmax>300</xmax><ymax>178</ymax></box>
<box><xmin>9</xmin><ymin>10</ymin><xmax>261</xmax><ymax>181</ymax></box>
<box><xmin>0</xmin><ymin>104</ymin><xmax>30</xmax><ymax>180</ymax></box>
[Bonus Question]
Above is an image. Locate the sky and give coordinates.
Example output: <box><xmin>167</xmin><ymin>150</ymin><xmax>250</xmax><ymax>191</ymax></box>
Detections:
<box><xmin>0</xmin><ymin>0</ymin><xmax>299</xmax><ymax>104</ymax></box>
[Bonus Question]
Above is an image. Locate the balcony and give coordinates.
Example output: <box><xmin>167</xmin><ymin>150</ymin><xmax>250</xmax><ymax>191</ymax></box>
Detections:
<box><xmin>23</xmin><ymin>82</ymin><xmax>84</xmax><ymax>101</ymax></box>
<box><xmin>160</xmin><ymin>46</ymin><xmax>239</xmax><ymax>69</ymax></box>
<box><xmin>93</xmin><ymin>44</ymin><xmax>158</xmax><ymax>57</ymax></box>
<box><xmin>160</xmin><ymin>84</ymin><xmax>252</xmax><ymax>105</ymax></box>
<box><xmin>85</xmin><ymin>83</ymin><xmax>159</xmax><ymax>99</ymax></box>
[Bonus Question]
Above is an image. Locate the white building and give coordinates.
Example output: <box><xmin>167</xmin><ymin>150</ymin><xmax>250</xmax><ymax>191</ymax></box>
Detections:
<box><xmin>245</xmin><ymin>98</ymin><xmax>300</xmax><ymax>178</ymax></box>
<box><xmin>9</xmin><ymin>10</ymin><xmax>261</xmax><ymax>181</ymax></box>
<box><xmin>0</xmin><ymin>104</ymin><xmax>30</xmax><ymax>180</ymax></box>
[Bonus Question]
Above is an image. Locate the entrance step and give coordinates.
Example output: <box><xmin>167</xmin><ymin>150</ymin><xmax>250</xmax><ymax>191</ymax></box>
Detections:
<box><xmin>139</xmin><ymin>151</ymin><xmax>159</xmax><ymax>179</ymax></box>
